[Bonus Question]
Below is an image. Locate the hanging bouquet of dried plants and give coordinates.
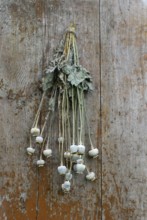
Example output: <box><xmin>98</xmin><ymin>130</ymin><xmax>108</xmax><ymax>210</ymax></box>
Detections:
<box><xmin>27</xmin><ymin>24</ymin><xmax>99</xmax><ymax>193</ymax></box>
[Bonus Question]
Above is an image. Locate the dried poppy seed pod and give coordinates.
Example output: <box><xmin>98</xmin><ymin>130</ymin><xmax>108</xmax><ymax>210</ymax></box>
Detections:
<box><xmin>70</xmin><ymin>144</ymin><xmax>78</xmax><ymax>154</ymax></box>
<box><xmin>36</xmin><ymin>136</ymin><xmax>43</xmax><ymax>144</ymax></box>
<box><xmin>65</xmin><ymin>172</ymin><xmax>72</xmax><ymax>181</ymax></box>
<box><xmin>75</xmin><ymin>159</ymin><xmax>86</xmax><ymax>174</ymax></box>
<box><xmin>77</xmin><ymin>144</ymin><xmax>85</xmax><ymax>155</ymax></box>
<box><xmin>62</xmin><ymin>181</ymin><xmax>71</xmax><ymax>193</ymax></box>
<box><xmin>88</xmin><ymin>148</ymin><xmax>99</xmax><ymax>158</ymax></box>
<box><xmin>86</xmin><ymin>172</ymin><xmax>96</xmax><ymax>181</ymax></box>
<box><xmin>57</xmin><ymin>165</ymin><xmax>67</xmax><ymax>175</ymax></box>
<box><xmin>76</xmin><ymin>164</ymin><xmax>86</xmax><ymax>174</ymax></box>
<box><xmin>71</xmin><ymin>153</ymin><xmax>81</xmax><ymax>163</ymax></box>
<box><xmin>43</xmin><ymin>149</ymin><xmax>52</xmax><ymax>158</ymax></box>
<box><xmin>64</xmin><ymin>151</ymin><xmax>71</xmax><ymax>159</ymax></box>
<box><xmin>37</xmin><ymin>159</ymin><xmax>45</xmax><ymax>167</ymax></box>
<box><xmin>30</xmin><ymin>127</ymin><xmax>40</xmax><ymax>136</ymax></box>
<box><xmin>27</xmin><ymin>147</ymin><xmax>35</xmax><ymax>155</ymax></box>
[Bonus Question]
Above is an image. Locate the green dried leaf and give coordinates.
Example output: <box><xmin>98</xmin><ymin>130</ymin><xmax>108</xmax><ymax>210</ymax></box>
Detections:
<box><xmin>42</xmin><ymin>69</ymin><xmax>55</xmax><ymax>91</ymax></box>
<box><xmin>86</xmin><ymin>81</ymin><xmax>94</xmax><ymax>91</ymax></box>
<box><xmin>61</xmin><ymin>65</ymin><xmax>73</xmax><ymax>75</ymax></box>
<box><xmin>61</xmin><ymin>65</ymin><xmax>93</xmax><ymax>91</ymax></box>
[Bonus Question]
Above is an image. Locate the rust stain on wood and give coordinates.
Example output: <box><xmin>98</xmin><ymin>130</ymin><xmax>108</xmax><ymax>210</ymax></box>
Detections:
<box><xmin>103</xmin><ymin>202</ymin><xmax>115</xmax><ymax>220</ymax></box>
<box><xmin>35</xmin><ymin>0</ymin><xmax>44</xmax><ymax>19</ymax></box>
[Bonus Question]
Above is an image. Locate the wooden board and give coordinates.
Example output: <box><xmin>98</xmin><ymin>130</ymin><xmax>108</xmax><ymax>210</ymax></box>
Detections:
<box><xmin>101</xmin><ymin>0</ymin><xmax>147</xmax><ymax>219</ymax></box>
<box><xmin>0</xmin><ymin>0</ymin><xmax>101</xmax><ymax>219</ymax></box>
<box><xmin>1</xmin><ymin>0</ymin><xmax>147</xmax><ymax>219</ymax></box>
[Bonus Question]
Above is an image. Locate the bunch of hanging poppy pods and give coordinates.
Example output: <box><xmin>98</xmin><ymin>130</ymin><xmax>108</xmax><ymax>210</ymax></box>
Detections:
<box><xmin>27</xmin><ymin>24</ymin><xmax>99</xmax><ymax>193</ymax></box>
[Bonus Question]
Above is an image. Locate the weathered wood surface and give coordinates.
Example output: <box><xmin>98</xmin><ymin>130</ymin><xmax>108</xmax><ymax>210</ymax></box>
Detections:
<box><xmin>101</xmin><ymin>0</ymin><xmax>147</xmax><ymax>219</ymax></box>
<box><xmin>1</xmin><ymin>0</ymin><xmax>147</xmax><ymax>219</ymax></box>
<box><xmin>0</xmin><ymin>0</ymin><xmax>101</xmax><ymax>220</ymax></box>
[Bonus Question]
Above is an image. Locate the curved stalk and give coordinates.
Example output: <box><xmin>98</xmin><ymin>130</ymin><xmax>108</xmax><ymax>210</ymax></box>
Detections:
<box><xmin>29</xmin><ymin>135</ymin><xmax>32</xmax><ymax>147</ymax></box>
<box><xmin>32</xmin><ymin>92</ymin><xmax>46</xmax><ymax>128</ymax></box>
<box><xmin>58</xmin><ymin>91</ymin><xmax>62</xmax><ymax>153</ymax></box>
<box><xmin>72</xmin><ymin>34</ymin><xmax>77</xmax><ymax>64</ymax></box>
<box><xmin>40</xmin><ymin>111</ymin><xmax>50</xmax><ymax>136</ymax></box>
<box><xmin>64</xmin><ymin>90</ymin><xmax>67</xmax><ymax>153</ymax></box>
<box><xmin>72</xmin><ymin>32</ymin><xmax>82</xmax><ymax>144</ymax></box>
<box><xmin>67</xmin><ymin>33</ymin><xmax>71</xmax><ymax>62</ymax></box>
<box><xmin>81</xmin><ymin>90</ymin><xmax>85</xmax><ymax>144</ymax></box>
<box><xmin>83</xmin><ymin>99</ymin><xmax>94</xmax><ymax>149</ymax></box>
<box><xmin>65</xmin><ymin>86</ymin><xmax>71</xmax><ymax>148</ymax></box>
<box><xmin>42</xmin><ymin>87</ymin><xmax>57</xmax><ymax>148</ymax></box>
<box><xmin>72</xmin><ymin>86</ymin><xmax>75</xmax><ymax>144</ymax></box>
<box><xmin>77</xmin><ymin>88</ymin><xmax>83</xmax><ymax>144</ymax></box>
<box><xmin>61</xmin><ymin>89</ymin><xmax>65</xmax><ymax>165</ymax></box>
<box><xmin>63</xmin><ymin>32</ymin><xmax>71</xmax><ymax>63</ymax></box>
<box><xmin>74</xmin><ymin>37</ymin><xmax>79</xmax><ymax>65</ymax></box>
<box><xmin>39</xmin><ymin>136</ymin><xmax>47</xmax><ymax>160</ymax></box>
<box><xmin>69</xmin><ymin>159</ymin><xmax>73</xmax><ymax>172</ymax></box>
<box><xmin>86</xmin><ymin>166</ymin><xmax>90</xmax><ymax>174</ymax></box>
<box><xmin>77</xmin><ymin>102</ymin><xmax>80</xmax><ymax>145</ymax></box>
<box><xmin>46</xmin><ymin>106</ymin><xmax>55</xmax><ymax>150</ymax></box>
<box><xmin>40</xmin><ymin>136</ymin><xmax>47</xmax><ymax>155</ymax></box>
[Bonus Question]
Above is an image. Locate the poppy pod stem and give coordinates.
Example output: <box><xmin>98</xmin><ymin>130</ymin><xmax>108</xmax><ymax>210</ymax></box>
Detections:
<box><xmin>91</xmin><ymin>145</ymin><xmax>94</xmax><ymax>150</ymax></box>
<box><xmin>40</xmin><ymin>135</ymin><xmax>47</xmax><ymax>152</ymax></box>
<box><xmin>29</xmin><ymin>135</ymin><xmax>32</xmax><ymax>146</ymax></box>
<box><xmin>69</xmin><ymin>159</ymin><xmax>73</xmax><ymax>172</ymax></box>
<box><xmin>72</xmin><ymin>86</ymin><xmax>75</xmax><ymax>145</ymax></box>
<box><xmin>81</xmin><ymin>90</ymin><xmax>85</xmax><ymax>144</ymax></box>
<box><xmin>83</xmin><ymin>98</ymin><xmax>94</xmax><ymax>149</ymax></box>
<box><xmin>61</xmin><ymin>89</ymin><xmax>66</xmax><ymax>165</ymax></box>
<box><xmin>86</xmin><ymin>166</ymin><xmax>90</xmax><ymax>174</ymax></box>
<box><xmin>58</xmin><ymin>91</ymin><xmax>62</xmax><ymax>153</ymax></box>
<box><xmin>65</xmin><ymin>87</ymin><xmax>71</xmax><ymax>149</ymax></box>
<box><xmin>32</xmin><ymin>92</ymin><xmax>46</xmax><ymax>128</ymax></box>
<box><xmin>77</xmin><ymin>88</ymin><xmax>84</xmax><ymax>145</ymax></box>
<box><xmin>72</xmin><ymin>34</ymin><xmax>77</xmax><ymax>65</ymax></box>
<box><xmin>40</xmin><ymin>111</ymin><xmax>50</xmax><ymax>136</ymax></box>
<box><xmin>46</xmin><ymin>135</ymin><xmax>50</xmax><ymax>150</ymax></box>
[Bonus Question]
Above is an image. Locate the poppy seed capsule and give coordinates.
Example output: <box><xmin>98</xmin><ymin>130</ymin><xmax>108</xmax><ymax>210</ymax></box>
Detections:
<box><xmin>57</xmin><ymin>165</ymin><xmax>67</xmax><ymax>175</ymax></box>
<box><xmin>63</xmin><ymin>180</ymin><xmax>71</xmax><ymax>188</ymax></box>
<box><xmin>74</xmin><ymin>164</ymin><xmax>86</xmax><ymax>174</ymax></box>
<box><xmin>43</xmin><ymin>149</ymin><xmax>52</xmax><ymax>158</ymax></box>
<box><xmin>64</xmin><ymin>151</ymin><xmax>71</xmax><ymax>159</ymax></box>
<box><xmin>77</xmin><ymin>144</ymin><xmax>85</xmax><ymax>155</ymax></box>
<box><xmin>71</xmin><ymin>153</ymin><xmax>81</xmax><ymax>163</ymax></box>
<box><xmin>75</xmin><ymin>159</ymin><xmax>85</xmax><ymax>174</ymax></box>
<box><xmin>37</xmin><ymin>159</ymin><xmax>45</xmax><ymax>167</ymax></box>
<box><xmin>88</xmin><ymin>148</ymin><xmax>99</xmax><ymax>158</ymax></box>
<box><xmin>36</xmin><ymin>136</ymin><xmax>43</xmax><ymax>144</ymax></box>
<box><xmin>70</xmin><ymin>144</ymin><xmax>78</xmax><ymax>154</ymax></box>
<box><xmin>86</xmin><ymin>172</ymin><xmax>96</xmax><ymax>181</ymax></box>
<box><xmin>30</xmin><ymin>127</ymin><xmax>40</xmax><ymax>136</ymax></box>
<box><xmin>62</xmin><ymin>181</ymin><xmax>71</xmax><ymax>193</ymax></box>
<box><xmin>65</xmin><ymin>172</ymin><xmax>72</xmax><ymax>181</ymax></box>
<box><xmin>27</xmin><ymin>147</ymin><xmax>35</xmax><ymax>155</ymax></box>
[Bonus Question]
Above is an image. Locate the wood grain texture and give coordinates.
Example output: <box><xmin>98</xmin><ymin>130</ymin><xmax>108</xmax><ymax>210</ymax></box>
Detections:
<box><xmin>2</xmin><ymin>0</ymin><xmax>147</xmax><ymax>219</ymax></box>
<box><xmin>101</xmin><ymin>1</ymin><xmax>147</xmax><ymax>219</ymax></box>
<box><xmin>0</xmin><ymin>0</ymin><xmax>101</xmax><ymax>220</ymax></box>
